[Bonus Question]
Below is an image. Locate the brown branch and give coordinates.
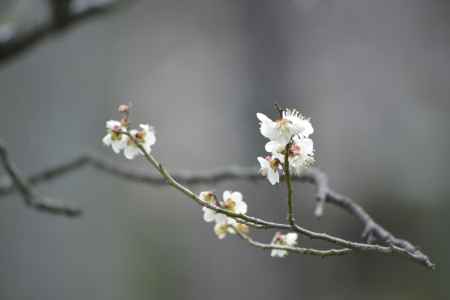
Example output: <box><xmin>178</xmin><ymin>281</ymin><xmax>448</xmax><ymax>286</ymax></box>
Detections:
<box><xmin>0</xmin><ymin>141</ymin><xmax>81</xmax><ymax>216</ymax></box>
<box><xmin>0</xmin><ymin>0</ymin><xmax>135</xmax><ymax>64</ymax></box>
<box><xmin>0</xmin><ymin>150</ymin><xmax>435</xmax><ymax>269</ymax></box>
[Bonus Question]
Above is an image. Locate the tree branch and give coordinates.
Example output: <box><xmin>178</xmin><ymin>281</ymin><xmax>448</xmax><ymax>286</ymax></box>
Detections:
<box><xmin>0</xmin><ymin>141</ymin><xmax>81</xmax><ymax>216</ymax></box>
<box><xmin>0</xmin><ymin>0</ymin><xmax>134</xmax><ymax>64</ymax></box>
<box><xmin>236</xmin><ymin>230</ymin><xmax>352</xmax><ymax>258</ymax></box>
<box><xmin>0</xmin><ymin>146</ymin><xmax>435</xmax><ymax>269</ymax></box>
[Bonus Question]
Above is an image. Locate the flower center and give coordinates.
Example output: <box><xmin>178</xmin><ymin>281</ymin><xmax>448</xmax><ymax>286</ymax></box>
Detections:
<box><xmin>275</xmin><ymin>118</ymin><xmax>294</xmax><ymax>136</ymax></box>
<box><xmin>110</xmin><ymin>130</ymin><xmax>122</xmax><ymax>141</ymax></box>
<box><xmin>135</xmin><ymin>131</ymin><xmax>146</xmax><ymax>141</ymax></box>
<box><xmin>223</xmin><ymin>198</ymin><xmax>236</xmax><ymax>211</ymax></box>
<box><xmin>289</xmin><ymin>144</ymin><xmax>302</xmax><ymax>156</ymax></box>
<box><xmin>269</xmin><ymin>158</ymin><xmax>280</xmax><ymax>170</ymax></box>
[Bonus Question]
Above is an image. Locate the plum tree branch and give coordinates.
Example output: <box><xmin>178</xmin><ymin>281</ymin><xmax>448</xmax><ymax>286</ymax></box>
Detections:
<box><xmin>0</xmin><ymin>143</ymin><xmax>434</xmax><ymax>269</ymax></box>
<box><xmin>0</xmin><ymin>0</ymin><xmax>135</xmax><ymax>64</ymax></box>
<box><xmin>0</xmin><ymin>140</ymin><xmax>81</xmax><ymax>216</ymax></box>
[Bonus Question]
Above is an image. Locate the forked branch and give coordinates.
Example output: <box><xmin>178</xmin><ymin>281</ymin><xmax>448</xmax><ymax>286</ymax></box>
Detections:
<box><xmin>0</xmin><ymin>142</ymin><xmax>435</xmax><ymax>269</ymax></box>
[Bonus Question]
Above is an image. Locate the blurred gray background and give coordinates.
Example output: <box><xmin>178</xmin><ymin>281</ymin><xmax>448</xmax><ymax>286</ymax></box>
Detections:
<box><xmin>0</xmin><ymin>0</ymin><xmax>448</xmax><ymax>299</ymax></box>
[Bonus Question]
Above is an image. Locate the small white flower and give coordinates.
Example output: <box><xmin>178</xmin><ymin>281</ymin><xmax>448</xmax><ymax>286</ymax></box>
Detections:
<box><xmin>199</xmin><ymin>191</ymin><xmax>228</xmax><ymax>224</ymax></box>
<box><xmin>102</xmin><ymin>120</ymin><xmax>128</xmax><ymax>153</ymax></box>
<box><xmin>213</xmin><ymin>217</ymin><xmax>249</xmax><ymax>239</ymax></box>
<box><xmin>124</xmin><ymin>124</ymin><xmax>156</xmax><ymax>160</ymax></box>
<box><xmin>287</xmin><ymin>136</ymin><xmax>314</xmax><ymax>175</ymax></box>
<box><xmin>200</xmin><ymin>190</ymin><xmax>249</xmax><ymax>239</ymax></box>
<box><xmin>270</xmin><ymin>232</ymin><xmax>298</xmax><ymax>258</ymax></box>
<box><xmin>264</xmin><ymin>136</ymin><xmax>314</xmax><ymax>175</ymax></box>
<box><xmin>257</xmin><ymin>156</ymin><xmax>281</xmax><ymax>185</ymax></box>
<box><xmin>211</xmin><ymin>191</ymin><xmax>247</xmax><ymax>239</ymax></box>
<box><xmin>222</xmin><ymin>191</ymin><xmax>247</xmax><ymax>214</ymax></box>
<box><xmin>257</xmin><ymin>110</ymin><xmax>313</xmax><ymax>145</ymax></box>
<box><xmin>214</xmin><ymin>222</ymin><xmax>233</xmax><ymax>239</ymax></box>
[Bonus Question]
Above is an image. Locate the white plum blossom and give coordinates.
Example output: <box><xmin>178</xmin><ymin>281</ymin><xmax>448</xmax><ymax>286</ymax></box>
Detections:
<box><xmin>199</xmin><ymin>190</ymin><xmax>249</xmax><ymax>239</ymax></box>
<box><xmin>214</xmin><ymin>219</ymin><xmax>236</xmax><ymax>239</ymax></box>
<box><xmin>124</xmin><ymin>124</ymin><xmax>156</xmax><ymax>160</ymax></box>
<box><xmin>200</xmin><ymin>191</ymin><xmax>228</xmax><ymax>225</ymax></box>
<box><xmin>286</xmin><ymin>136</ymin><xmax>314</xmax><ymax>175</ymax></box>
<box><xmin>102</xmin><ymin>120</ymin><xmax>128</xmax><ymax>153</ymax></box>
<box><xmin>212</xmin><ymin>191</ymin><xmax>248</xmax><ymax>239</ymax></box>
<box><xmin>257</xmin><ymin>109</ymin><xmax>313</xmax><ymax>146</ymax></box>
<box><xmin>270</xmin><ymin>232</ymin><xmax>298</xmax><ymax>258</ymax></box>
<box><xmin>266</xmin><ymin>136</ymin><xmax>314</xmax><ymax>175</ymax></box>
<box><xmin>256</xmin><ymin>108</ymin><xmax>315</xmax><ymax>182</ymax></box>
<box><xmin>257</xmin><ymin>156</ymin><xmax>282</xmax><ymax>185</ymax></box>
<box><xmin>222</xmin><ymin>191</ymin><xmax>247</xmax><ymax>215</ymax></box>
<box><xmin>214</xmin><ymin>217</ymin><xmax>249</xmax><ymax>239</ymax></box>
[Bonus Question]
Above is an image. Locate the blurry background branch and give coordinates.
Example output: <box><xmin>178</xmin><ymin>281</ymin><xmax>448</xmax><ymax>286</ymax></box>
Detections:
<box><xmin>0</xmin><ymin>0</ymin><xmax>134</xmax><ymax>64</ymax></box>
<box><xmin>0</xmin><ymin>141</ymin><xmax>81</xmax><ymax>216</ymax></box>
<box><xmin>0</xmin><ymin>148</ymin><xmax>435</xmax><ymax>269</ymax></box>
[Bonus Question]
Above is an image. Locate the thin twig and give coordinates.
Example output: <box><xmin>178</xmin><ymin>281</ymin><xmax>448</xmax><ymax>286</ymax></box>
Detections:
<box><xmin>236</xmin><ymin>230</ymin><xmax>352</xmax><ymax>258</ymax></box>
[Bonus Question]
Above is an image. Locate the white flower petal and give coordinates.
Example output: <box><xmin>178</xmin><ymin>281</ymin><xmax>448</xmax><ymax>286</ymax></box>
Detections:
<box><xmin>227</xmin><ymin>218</ymin><xmax>237</xmax><ymax>226</ymax></box>
<box><xmin>265</xmin><ymin>140</ymin><xmax>284</xmax><ymax>153</ymax></box>
<box><xmin>222</xmin><ymin>190</ymin><xmax>231</xmax><ymax>201</ymax></box>
<box><xmin>106</xmin><ymin>120</ymin><xmax>121</xmax><ymax>129</ymax></box>
<box><xmin>142</xmin><ymin>142</ymin><xmax>151</xmax><ymax>154</ymax></box>
<box><xmin>215</xmin><ymin>213</ymin><xmax>228</xmax><ymax>225</ymax></box>
<box><xmin>299</xmin><ymin>138</ymin><xmax>314</xmax><ymax>155</ymax></box>
<box><xmin>111</xmin><ymin>142</ymin><xmax>122</xmax><ymax>154</ymax></box>
<box><xmin>256</xmin><ymin>112</ymin><xmax>270</xmax><ymax>123</ymax></box>
<box><xmin>102</xmin><ymin>134</ymin><xmax>111</xmax><ymax>146</ymax></box>
<box><xmin>256</xmin><ymin>113</ymin><xmax>278</xmax><ymax>140</ymax></box>
<box><xmin>235</xmin><ymin>200</ymin><xmax>247</xmax><ymax>214</ymax></box>
<box><xmin>146</xmin><ymin>130</ymin><xmax>156</xmax><ymax>146</ymax></box>
<box><xmin>124</xmin><ymin>145</ymin><xmax>139</xmax><ymax>160</ymax></box>
<box><xmin>267</xmin><ymin>168</ymin><xmax>280</xmax><ymax>185</ymax></box>
<box><xmin>139</xmin><ymin>124</ymin><xmax>150</xmax><ymax>131</ymax></box>
<box><xmin>214</xmin><ymin>224</ymin><xmax>227</xmax><ymax>239</ymax></box>
<box><xmin>298</xmin><ymin>119</ymin><xmax>313</xmax><ymax>137</ymax></box>
<box><xmin>285</xmin><ymin>233</ymin><xmax>298</xmax><ymax>245</ymax></box>
<box><xmin>110</xmin><ymin>136</ymin><xmax>126</xmax><ymax>153</ymax></box>
<box><xmin>203</xmin><ymin>208</ymin><xmax>216</xmax><ymax>223</ymax></box>
<box><xmin>257</xmin><ymin>156</ymin><xmax>269</xmax><ymax>168</ymax></box>
<box><xmin>231</xmin><ymin>191</ymin><xmax>243</xmax><ymax>203</ymax></box>
<box><xmin>271</xmin><ymin>249</ymin><xmax>287</xmax><ymax>257</ymax></box>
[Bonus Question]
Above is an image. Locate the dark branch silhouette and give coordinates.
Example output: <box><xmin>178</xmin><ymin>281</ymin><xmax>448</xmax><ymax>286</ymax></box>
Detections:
<box><xmin>0</xmin><ymin>0</ymin><xmax>134</xmax><ymax>64</ymax></box>
<box><xmin>0</xmin><ymin>141</ymin><xmax>81</xmax><ymax>216</ymax></box>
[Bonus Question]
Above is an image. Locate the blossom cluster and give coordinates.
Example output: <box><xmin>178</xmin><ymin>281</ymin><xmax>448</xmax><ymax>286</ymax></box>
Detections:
<box><xmin>199</xmin><ymin>191</ymin><xmax>249</xmax><ymax>239</ymax></box>
<box><xmin>270</xmin><ymin>232</ymin><xmax>298</xmax><ymax>257</ymax></box>
<box><xmin>256</xmin><ymin>108</ymin><xmax>314</xmax><ymax>185</ymax></box>
<box><xmin>102</xmin><ymin>104</ymin><xmax>312</xmax><ymax>259</ymax></box>
<box><xmin>102</xmin><ymin>105</ymin><xmax>156</xmax><ymax>159</ymax></box>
